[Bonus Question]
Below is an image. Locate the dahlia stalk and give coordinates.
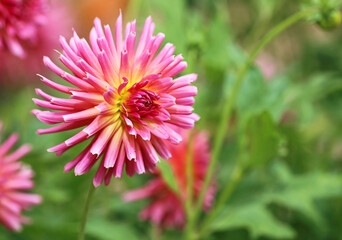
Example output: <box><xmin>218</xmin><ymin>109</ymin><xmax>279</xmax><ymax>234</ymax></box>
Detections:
<box><xmin>123</xmin><ymin>129</ymin><xmax>215</xmax><ymax>229</ymax></box>
<box><xmin>33</xmin><ymin>13</ymin><xmax>198</xmax><ymax>187</ymax></box>
<box><xmin>0</xmin><ymin>0</ymin><xmax>48</xmax><ymax>58</ymax></box>
<box><xmin>0</xmin><ymin>122</ymin><xmax>42</xmax><ymax>231</ymax></box>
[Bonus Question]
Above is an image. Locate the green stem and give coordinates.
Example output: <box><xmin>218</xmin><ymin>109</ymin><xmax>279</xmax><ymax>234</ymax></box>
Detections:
<box><xmin>78</xmin><ymin>182</ymin><xmax>96</xmax><ymax>240</ymax></box>
<box><xmin>184</xmin><ymin>131</ymin><xmax>195</xmax><ymax>240</ymax></box>
<box><xmin>184</xmin><ymin>220</ymin><xmax>195</xmax><ymax>240</ymax></box>
<box><xmin>200</xmin><ymin>162</ymin><xmax>245</xmax><ymax>237</ymax></box>
<box><xmin>190</xmin><ymin>7</ymin><xmax>318</xmax><ymax>237</ymax></box>
<box><xmin>151</xmin><ymin>224</ymin><xmax>161</xmax><ymax>240</ymax></box>
<box><xmin>185</xmin><ymin>131</ymin><xmax>195</xmax><ymax>214</ymax></box>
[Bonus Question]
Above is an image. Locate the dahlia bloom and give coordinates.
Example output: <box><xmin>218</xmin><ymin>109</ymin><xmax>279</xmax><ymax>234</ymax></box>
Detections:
<box><xmin>255</xmin><ymin>54</ymin><xmax>278</xmax><ymax>80</ymax></box>
<box><xmin>0</xmin><ymin>123</ymin><xmax>42</xmax><ymax>231</ymax></box>
<box><xmin>0</xmin><ymin>0</ymin><xmax>73</xmax><ymax>83</ymax></box>
<box><xmin>0</xmin><ymin>0</ymin><xmax>48</xmax><ymax>58</ymax></box>
<box><xmin>33</xmin><ymin>14</ymin><xmax>199</xmax><ymax>186</ymax></box>
<box><xmin>123</xmin><ymin>130</ymin><xmax>215</xmax><ymax>229</ymax></box>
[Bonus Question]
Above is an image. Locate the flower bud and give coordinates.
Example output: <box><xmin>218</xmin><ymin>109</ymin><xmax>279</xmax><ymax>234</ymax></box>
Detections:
<box><xmin>317</xmin><ymin>10</ymin><xmax>341</xmax><ymax>30</ymax></box>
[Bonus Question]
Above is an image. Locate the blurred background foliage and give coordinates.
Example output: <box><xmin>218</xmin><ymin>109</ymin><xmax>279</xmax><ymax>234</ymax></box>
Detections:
<box><xmin>1</xmin><ymin>0</ymin><xmax>342</xmax><ymax>239</ymax></box>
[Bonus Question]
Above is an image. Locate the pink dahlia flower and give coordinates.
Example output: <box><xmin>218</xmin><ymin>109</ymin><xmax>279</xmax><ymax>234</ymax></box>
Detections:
<box><xmin>0</xmin><ymin>0</ymin><xmax>73</xmax><ymax>83</ymax></box>
<box><xmin>32</xmin><ymin>13</ymin><xmax>199</xmax><ymax>186</ymax></box>
<box><xmin>255</xmin><ymin>54</ymin><xmax>278</xmax><ymax>81</ymax></box>
<box><xmin>0</xmin><ymin>123</ymin><xmax>42</xmax><ymax>231</ymax></box>
<box><xmin>123</xmin><ymin>130</ymin><xmax>215</xmax><ymax>229</ymax></box>
<box><xmin>0</xmin><ymin>0</ymin><xmax>48</xmax><ymax>58</ymax></box>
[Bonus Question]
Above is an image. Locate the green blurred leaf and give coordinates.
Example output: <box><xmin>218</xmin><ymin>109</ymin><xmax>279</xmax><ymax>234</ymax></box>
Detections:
<box><xmin>226</xmin><ymin>67</ymin><xmax>289</xmax><ymax>124</ymax></box>
<box><xmin>86</xmin><ymin>219</ymin><xmax>140</xmax><ymax>240</ymax></box>
<box><xmin>202</xmin><ymin>3</ymin><xmax>232</xmax><ymax>73</ymax></box>
<box><xmin>210</xmin><ymin>203</ymin><xmax>295</xmax><ymax>239</ymax></box>
<box><xmin>209</xmin><ymin>162</ymin><xmax>342</xmax><ymax>239</ymax></box>
<box><xmin>245</xmin><ymin>111</ymin><xmax>280</xmax><ymax>167</ymax></box>
<box><xmin>144</xmin><ymin>0</ymin><xmax>187</xmax><ymax>53</ymax></box>
<box><xmin>264</xmin><ymin>162</ymin><xmax>342</xmax><ymax>225</ymax></box>
<box><xmin>157</xmin><ymin>159</ymin><xmax>180</xmax><ymax>194</ymax></box>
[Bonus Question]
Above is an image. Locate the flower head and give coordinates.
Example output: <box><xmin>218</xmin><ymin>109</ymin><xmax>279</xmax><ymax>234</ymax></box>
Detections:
<box><xmin>0</xmin><ymin>0</ymin><xmax>48</xmax><ymax>58</ymax></box>
<box><xmin>33</xmin><ymin>13</ymin><xmax>199</xmax><ymax>186</ymax></box>
<box><xmin>0</xmin><ymin>123</ymin><xmax>42</xmax><ymax>231</ymax></box>
<box><xmin>123</xmin><ymin>130</ymin><xmax>215</xmax><ymax>229</ymax></box>
<box><xmin>0</xmin><ymin>0</ymin><xmax>73</xmax><ymax>83</ymax></box>
<box><xmin>256</xmin><ymin>54</ymin><xmax>278</xmax><ymax>80</ymax></box>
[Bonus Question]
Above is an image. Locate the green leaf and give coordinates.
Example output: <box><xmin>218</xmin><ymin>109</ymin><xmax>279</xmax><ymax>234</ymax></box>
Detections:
<box><xmin>157</xmin><ymin>159</ymin><xmax>180</xmax><ymax>194</ymax></box>
<box><xmin>226</xmin><ymin>67</ymin><xmax>290</xmax><ymax>124</ymax></box>
<box><xmin>264</xmin><ymin>162</ymin><xmax>342</xmax><ymax>225</ymax></box>
<box><xmin>86</xmin><ymin>219</ymin><xmax>140</xmax><ymax>240</ymax></box>
<box><xmin>144</xmin><ymin>0</ymin><xmax>187</xmax><ymax>53</ymax></box>
<box><xmin>202</xmin><ymin>3</ymin><xmax>233</xmax><ymax>73</ymax></box>
<box><xmin>210</xmin><ymin>203</ymin><xmax>296</xmax><ymax>239</ymax></box>
<box><xmin>245</xmin><ymin>111</ymin><xmax>280</xmax><ymax>167</ymax></box>
<box><xmin>209</xmin><ymin>161</ymin><xmax>342</xmax><ymax>239</ymax></box>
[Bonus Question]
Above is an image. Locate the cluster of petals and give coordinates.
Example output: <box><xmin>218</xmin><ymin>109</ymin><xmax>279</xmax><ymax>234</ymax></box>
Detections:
<box><xmin>0</xmin><ymin>0</ymin><xmax>73</xmax><ymax>82</ymax></box>
<box><xmin>0</xmin><ymin>0</ymin><xmax>48</xmax><ymax>58</ymax></box>
<box><xmin>123</xmin><ymin>129</ymin><xmax>215</xmax><ymax>229</ymax></box>
<box><xmin>0</xmin><ymin>122</ymin><xmax>42</xmax><ymax>231</ymax></box>
<box><xmin>32</xmin><ymin>13</ymin><xmax>199</xmax><ymax>186</ymax></box>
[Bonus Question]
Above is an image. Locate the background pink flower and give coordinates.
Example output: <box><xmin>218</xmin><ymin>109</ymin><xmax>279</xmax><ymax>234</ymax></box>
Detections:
<box><xmin>0</xmin><ymin>122</ymin><xmax>42</xmax><ymax>231</ymax></box>
<box><xmin>33</xmin><ymin>14</ymin><xmax>199</xmax><ymax>186</ymax></box>
<box><xmin>255</xmin><ymin>54</ymin><xmax>278</xmax><ymax>80</ymax></box>
<box><xmin>0</xmin><ymin>0</ymin><xmax>48</xmax><ymax>58</ymax></box>
<box><xmin>123</xmin><ymin>129</ymin><xmax>215</xmax><ymax>229</ymax></box>
<box><xmin>0</xmin><ymin>0</ymin><xmax>73</xmax><ymax>84</ymax></box>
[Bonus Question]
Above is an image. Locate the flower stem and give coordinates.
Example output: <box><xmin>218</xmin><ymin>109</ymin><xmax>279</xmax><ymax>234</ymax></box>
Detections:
<box><xmin>199</xmin><ymin>161</ymin><xmax>245</xmax><ymax>237</ymax></box>
<box><xmin>184</xmin><ymin>220</ymin><xmax>195</xmax><ymax>240</ymax></box>
<box><xmin>185</xmin><ymin>130</ymin><xmax>195</xmax><ymax>215</ymax></box>
<box><xmin>184</xmin><ymin>130</ymin><xmax>195</xmax><ymax>240</ymax></box>
<box><xmin>78</xmin><ymin>182</ymin><xmax>96</xmax><ymax>240</ymax></box>
<box><xmin>152</xmin><ymin>224</ymin><xmax>162</xmax><ymax>240</ymax></box>
<box><xmin>190</xmin><ymin>7</ymin><xmax>318</xmax><ymax>236</ymax></box>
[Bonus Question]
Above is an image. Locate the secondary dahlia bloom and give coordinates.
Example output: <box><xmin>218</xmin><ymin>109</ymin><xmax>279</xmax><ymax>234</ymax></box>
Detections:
<box><xmin>32</xmin><ymin>14</ymin><xmax>199</xmax><ymax>186</ymax></box>
<box><xmin>0</xmin><ymin>0</ymin><xmax>73</xmax><ymax>83</ymax></box>
<box><xmin>255</xmin><ymin>54</ymin><xmax>278</xmax><ymax>80</ymax></box>
<box><xmin>0</xmin><ymin>123</ymin><xmax>42</xmax><ymax>231</ymax></box>
<box><xmin>0</xmin><ymin>0</ymin><xmax>48</xmax><ymax>58</ymax></box>
<box><xmin>123</xmin><ymin>130</ymin><xmax>215</xmax><ymax>229</ymax></box>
